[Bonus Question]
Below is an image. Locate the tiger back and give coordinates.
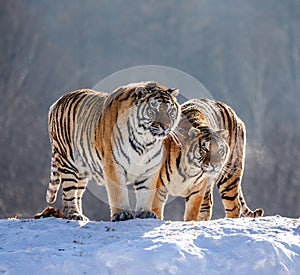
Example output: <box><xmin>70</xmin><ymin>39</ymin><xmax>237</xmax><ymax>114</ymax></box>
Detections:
<box><xmin>46</xmin><ymin>81</ymin><xmax>181</xmax><ymax>221</ymax></box>
<box><xmin>152</xmin><ymin>98</ymin><xmax>264</xmax><ymax>221</ymax></box>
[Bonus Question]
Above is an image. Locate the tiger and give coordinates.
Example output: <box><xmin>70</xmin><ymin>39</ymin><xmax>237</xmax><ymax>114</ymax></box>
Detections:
<box><xmin>152</xmin><ymin>98</ymin><xmax>264</xmax><ymax>221</ymax></box>
<box><xmin>46</xmin><ymin>81</ymin><xmax>181</xmax><ymax>221</ymax></box>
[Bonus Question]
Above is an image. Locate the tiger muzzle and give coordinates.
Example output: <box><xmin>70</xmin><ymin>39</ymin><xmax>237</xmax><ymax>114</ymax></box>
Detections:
<box><xmin>150</xmin><ymin>121</ymin><xmax>171</xmax><ymax>136</ymax></box>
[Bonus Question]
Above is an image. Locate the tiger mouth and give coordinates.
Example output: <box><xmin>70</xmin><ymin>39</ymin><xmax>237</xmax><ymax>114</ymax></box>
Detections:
<box><xmin>202</xmin><ymin>165</ymin><xmax>222</xmax><ymax>173</ymax></box>
<box><xmin>149</xmin><ymin>125</ymin><xmax>171</xmax><ymax>137</ymax></box>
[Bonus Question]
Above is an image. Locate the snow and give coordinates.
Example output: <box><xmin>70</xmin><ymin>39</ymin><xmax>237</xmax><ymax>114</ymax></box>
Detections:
<box><xmin>0</xmin><ymin>216</ymin><xmax>299</xmax><ymax>275</ymax></box>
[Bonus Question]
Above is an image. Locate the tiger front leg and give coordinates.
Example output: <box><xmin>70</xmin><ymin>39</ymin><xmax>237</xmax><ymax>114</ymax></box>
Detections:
<box><xmin>104</xmin><ymin>172</ymin><xmax>134</xmax><ymax>222</ymax></box>
<box><xmin>184</xmin><ymin>189</ymin><xmax>205</xmax><ymax>221</ymax></box>
<box><xmin>134</xmin><ymin>178</ymin><xmax>158</xmax><ymax>219</ymax></box>
<box><xmin>199</xmin><ymin>189</ymin><xmax>213</xmax><ymax>221</ymax></box>
<box><xmin>152</xmin><ymin>186</ymin><xmax>169</xmax><ymax>220</ymax></box>
<box><xmin>184</xmin><ymin>178</ymin><xmax>210</xmax><ymax>221</ymax></box>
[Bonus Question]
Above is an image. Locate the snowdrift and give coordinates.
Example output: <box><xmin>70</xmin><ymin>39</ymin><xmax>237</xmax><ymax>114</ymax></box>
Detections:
<box><xmin>0</xmin><ymin>216</ymin><xmax>299</xmax><ymax>274</ymax></box>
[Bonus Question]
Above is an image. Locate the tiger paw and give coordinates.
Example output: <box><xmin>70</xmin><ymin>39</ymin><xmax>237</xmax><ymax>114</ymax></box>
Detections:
<box><xmin>65</xmin><ymin>213</ymin><xmax>89</xmax><ymax>221</ymax></box>
<box><xmin>112</xmin><ymin>211</ymin><xmax>134</xmax><ymax>222</ymax></box>
<box><xmin>135</xmin><ymin>210</ymin><xmax>158</xmax><ymax>219</ymax></box>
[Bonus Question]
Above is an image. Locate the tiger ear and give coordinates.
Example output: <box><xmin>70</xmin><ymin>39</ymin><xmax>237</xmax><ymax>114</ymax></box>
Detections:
<box><xmin>167</xmin><ymin>88</ymin><xmax>179</xmax><ymax>97</ymax></box>
<box><xmin>217</xmin><ymin>129</ymin><xmax>228</xmax><ymax>139</ymax></box>
<box><xmin>135</xmin><ymin>86</ymin><xmax>147</xmax><ymax>99</ymax></box>
<box><xmin>188</xmin><ymin>127</ymin><xmax>201</xmax><ymax>139</ymax></box>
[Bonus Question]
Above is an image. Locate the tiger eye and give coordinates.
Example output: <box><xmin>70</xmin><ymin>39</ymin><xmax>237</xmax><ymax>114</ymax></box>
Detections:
<box><xmin>169</xmin><ymin>109</ymin><xmax>177</xmax><ymax>120</ymax></box>
<box><xmin>147</xmin><ymin>106</ymin><xmax>156</xmax><ymax>116</ymax></box>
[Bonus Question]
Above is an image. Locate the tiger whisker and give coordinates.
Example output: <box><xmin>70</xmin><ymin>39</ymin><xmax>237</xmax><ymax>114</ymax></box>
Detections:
<box><xmin>170</xmin><ymin>128</ymin><xmax>185</xmax><ymax>147</ymax></box>
<box><xmin>169</xmin><ymin>131</ymin><xmax>182</xmax><ymax>147</ymax></box>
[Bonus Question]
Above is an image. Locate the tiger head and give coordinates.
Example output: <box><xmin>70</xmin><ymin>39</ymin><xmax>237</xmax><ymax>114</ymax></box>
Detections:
<box><xmin>185</xmin><ymin>126</ymin><xmax>229</xmax><ymax>175</ymax></box>
<box><xmin>133</xmin><ymin>82</ymin><xmax>181</xmax><ymax>139</ymax></box>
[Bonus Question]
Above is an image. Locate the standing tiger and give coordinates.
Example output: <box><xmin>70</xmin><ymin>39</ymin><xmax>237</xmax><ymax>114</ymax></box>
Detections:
<box><xmin>46</xmin><ymin>81</ymin><xmax>181</xmax><ymax>221</ymax></box>
<box><xmin>152</xmin><ymin>98</ymin><xmax>264</xmax><ymax>221</ymax></box>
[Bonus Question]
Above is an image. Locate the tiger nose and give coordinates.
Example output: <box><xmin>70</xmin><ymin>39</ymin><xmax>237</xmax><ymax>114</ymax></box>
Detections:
<box><xmin>160</xmin><ymin>123</ymin><xmax>169</xmax><ymax>131</ymax></box>
<box><xmin>211</xmin><ymin>164</ymin><xmax>218</xmax><ymax>170</ymax></box>
<box><xmin>211</xmin><ymin>163</ymin><xmax>221</xmax><ymax>171</ymax></box>
<box><xmin>152</xmin><ymin>121</ymin><xmax>169</xmax><ymax>130</ymax></box>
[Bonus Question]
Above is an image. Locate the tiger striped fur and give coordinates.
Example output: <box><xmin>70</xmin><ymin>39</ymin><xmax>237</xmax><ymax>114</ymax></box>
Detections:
<box><xmin>152</xmin><ymin>98</ymin><xmax>264</xmax><ymax>221</ymax></box>
<box><xmin>46</xmin><ymin>81</ymin><xmax>181</xmax><ymax>221</ymax></box>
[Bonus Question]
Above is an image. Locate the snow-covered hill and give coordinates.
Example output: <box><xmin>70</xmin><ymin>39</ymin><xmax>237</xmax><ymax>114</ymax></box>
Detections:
<box><xmin>0</xmin><ymin>216</ymin><xmax>299</xmax><ymax>274</ymax></box>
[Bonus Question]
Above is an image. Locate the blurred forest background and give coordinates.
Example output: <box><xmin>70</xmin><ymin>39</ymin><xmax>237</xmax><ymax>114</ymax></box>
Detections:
<box><xmin>1</xmin><ymin>0</ymin><xmax>299</xmax><ymax>220</ymax></box>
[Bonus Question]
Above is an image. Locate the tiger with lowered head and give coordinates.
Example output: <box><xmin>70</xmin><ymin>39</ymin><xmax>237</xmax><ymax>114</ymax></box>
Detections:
<box><xmin>152</xmin><ymin>98</ymin><xmax>264</xmax><ymax>221</ymax></box>
<box><xmin>46</xmin><ymin>81</ymin><xmax>181</xmax><ymax>221</ymax></box>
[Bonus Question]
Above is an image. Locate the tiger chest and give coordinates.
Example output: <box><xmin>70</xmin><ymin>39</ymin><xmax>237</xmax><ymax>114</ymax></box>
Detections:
<box><xmin>114</xmin><ymin>144</ymin><xmax>164</xmax><ymax>181</ymax></box>
<box><xmin>166</xmin><ymin>173</ymin><xmax>199</xmax><ymax>197</ymax></box>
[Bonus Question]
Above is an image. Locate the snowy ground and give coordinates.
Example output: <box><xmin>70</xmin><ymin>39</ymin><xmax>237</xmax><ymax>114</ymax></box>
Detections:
<box><xmin>0</xmin><ymin>216</ymin><xmax>299</xmax><ymax>275</ymax></box>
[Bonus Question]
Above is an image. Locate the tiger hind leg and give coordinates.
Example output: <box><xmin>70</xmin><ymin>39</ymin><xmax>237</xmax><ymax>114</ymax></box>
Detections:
<box><xmin>46</xmin><ymin>145</ymin><xmax>87</xmax><ymax>220</ymax></box>
<box><xmin>61</xmin><ymin>171</ymin><xmax>89</xmax><ymax>221</ymax></box>
<box><xmin>217</xmin><ymin>172</ymin><xmax>241</xmax><ymax>219</ymax></box>
<box><xmin>76</xmin><ymin>177</ymin><xmax>89</xmax><ymax>220</ymax></box>
<box><xmin>217</xmin><ymin>174</ymin><xmax>264</xmax><ymax>219</ymax></box>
